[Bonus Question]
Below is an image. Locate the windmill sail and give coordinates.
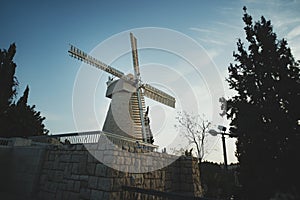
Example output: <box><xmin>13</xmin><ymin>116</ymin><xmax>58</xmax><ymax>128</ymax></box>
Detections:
<box><xmin>143</xmin><ymin>84</ymin><xmax>176</xmax><ymax>108</ymax></box>
<box><xmin>68</xmin><ymin>45</ymin><xmax>125</xmax><ymax>79</ymax></box>
<box><xmin>130</xmin><ymin>33</ymin><xmax>140</xmax><ymax>79</ymax></box>
<box><xmin>129</xmin><ymin>32</ymin><xmax>148</xmax><ymax>142</ymax></box>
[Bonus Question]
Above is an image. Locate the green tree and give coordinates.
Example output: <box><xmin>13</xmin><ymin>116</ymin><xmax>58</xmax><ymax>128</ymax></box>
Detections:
<box><xmin>0</xmin><ymin>44</ymin><xmax>48</xmax><ymax>137</ymax></box>
<box><xmin>223</xmin><ymin>7</ymin><xmax>300</xmax><ymax>199</ymax></box>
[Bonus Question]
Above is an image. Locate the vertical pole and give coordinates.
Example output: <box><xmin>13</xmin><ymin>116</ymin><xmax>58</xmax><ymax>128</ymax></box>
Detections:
<box><xmin>221</xmin><ymin>132</ymin><xmax>228</xmax><ymax>170</ymax></box>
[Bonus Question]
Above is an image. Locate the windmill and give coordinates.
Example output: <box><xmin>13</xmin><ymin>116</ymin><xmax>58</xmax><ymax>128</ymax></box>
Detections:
<box><xmin>68</xmin><ymin>33</ymin><xmax>175</xmax><ymax>144</ymax></box>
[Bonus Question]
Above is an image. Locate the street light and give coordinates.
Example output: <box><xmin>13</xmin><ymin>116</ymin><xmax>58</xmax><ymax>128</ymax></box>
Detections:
<box><xmin>208</xmin><ymin>125</ymin><xmax>237</xmax><ymax>170</ymax></box>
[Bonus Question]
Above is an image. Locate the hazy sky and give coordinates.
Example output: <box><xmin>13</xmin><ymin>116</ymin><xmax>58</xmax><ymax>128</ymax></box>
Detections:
<box><xmin>1</xmin><ymin>0</ymin><xmax>300</xmax><ymax>163</ymax></box>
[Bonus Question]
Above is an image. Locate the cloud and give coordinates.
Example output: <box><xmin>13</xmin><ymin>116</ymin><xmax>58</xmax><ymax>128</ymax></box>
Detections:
<box><xmin>215</xmin><ymin>21</ymin><xmax>241</xmax><ymax>31</ymax></box>
<box><xmin>287</xmin><ymin>25</ymin><xmax>300</xmax><ymax>40</ymax></box>
<box><xmin>189</xmin><ymin>27</ymin><xmax>219</xmax><ymax>34</ymax></box>
<box><xmin>190</xmin><ymin>26</ymin><xmax>233</xmax><ymax>47</ymax></box>
<box><xmin>197</xmin><ymin>38</ymin><xmax>227</xmax><ymax>46</ymax></box>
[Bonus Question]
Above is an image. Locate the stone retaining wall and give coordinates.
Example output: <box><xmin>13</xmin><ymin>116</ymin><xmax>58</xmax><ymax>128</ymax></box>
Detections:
<box><xmin>38</xmin><ymin>143</ymin><xmax>202</xmax><ymax>200</ymax></box>
<box><xmin>0</xmin><ymin>140</ymin><xmax>46</xmax><ymax>200</ymax></box>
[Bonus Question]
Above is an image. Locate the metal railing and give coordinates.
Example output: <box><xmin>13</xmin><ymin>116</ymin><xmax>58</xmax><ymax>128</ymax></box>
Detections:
<box><xmin>0</xmin><ymin>138</ymin><xmax>11</xmax><ymax>146</ymax></box>
<box><xmin>29</xmin><ymin>131</ymin><xmax>158</xmax><ymax>151</ymax></box>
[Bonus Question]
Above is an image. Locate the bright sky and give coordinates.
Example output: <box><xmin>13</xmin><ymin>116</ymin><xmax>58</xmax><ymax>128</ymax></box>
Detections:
<box><xmin>1</xmin><ymin>0</ymin><xmax>300</xmax><ymax>164</ymax></box>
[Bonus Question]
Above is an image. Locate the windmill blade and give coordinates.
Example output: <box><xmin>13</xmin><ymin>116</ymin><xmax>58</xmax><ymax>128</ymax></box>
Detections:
<box><xmin>129</xmin><ymin>33</ymin><xmax>147</xmax><ymax>142</ymax></box>
<box><xmin>68</xmin><ymin>45</ymin><xmax>125</xmax><ymax>79</ymax></box>
<box><xmin>130</xmin><ymin>33</ymin><xmax>140</xmax><ymax>80</ymax></box>
<box><xmin>143</xmin><ymin>84</ymin><xmax>176</xmax><ymax>108</ymax></box>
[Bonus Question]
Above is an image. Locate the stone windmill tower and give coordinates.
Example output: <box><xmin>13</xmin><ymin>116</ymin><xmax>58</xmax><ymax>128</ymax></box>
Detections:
<box><xmin>68</xmin><ymin>33</ymin><xmax>175</xmax><ymax>144</ymax></box>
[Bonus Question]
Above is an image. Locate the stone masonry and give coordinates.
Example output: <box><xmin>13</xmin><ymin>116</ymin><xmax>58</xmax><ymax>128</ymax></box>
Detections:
<box><xmin>38</xmin><ymin>143</ymin><xmax>203</xmax><ymax>199</ymax></box>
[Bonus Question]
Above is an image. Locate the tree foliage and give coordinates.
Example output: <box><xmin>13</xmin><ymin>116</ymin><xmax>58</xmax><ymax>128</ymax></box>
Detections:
<box><xmin>0</xmin><ymin>43</ymin><xmax>18</xmax><ymax>112</ymax></box>
<box><xmin>223</xmin><ymin>7</ymin><xmax>300</xmax><ymax>199</ymax></box>
<box><xmin>0</xmin><ymin>44</ymin><xmax>48</xmax><ymax>137</ymax></box>
<box><xmin>201</xmin><ymin>162</ymin><xmax>239</xmax><ymax>200</ymax></box>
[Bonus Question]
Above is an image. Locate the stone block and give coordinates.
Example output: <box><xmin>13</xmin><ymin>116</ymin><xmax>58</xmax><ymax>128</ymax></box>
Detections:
<box><xmin>112</xmin><ymin>178</ymin><xmax>123</xmax><ymax>191</ymax></box>
<box><xmin>118</xmin><ymin>165</ymin><xmax>128</xmax><ymax>172</ymax></box>
<box><xmin>87</xmin><ymin>163</ymin><xmax>96</xmax><ymax>175</ymax></box>
<box><xmin>90</xmin><ymin>189</ymin><xmax>103</xmax><ymax>200</ymax></box>
<box><xmin>155</xmin><ymin>179</ymin><xmax>162</xmax><ymax>189</ymax></box>
<box><xmin>62</xmin><ymin>191</ymin><xmax>69</xmax><ymax>199</ymax></box>
<box><xmin>55</xmin><ymin>171</ymin><xmax>64</xmax><ymax>182</ymax></box>
<box><xmin>39</xmin><ymin>174</ymin><xmax>47</xmax><ymax>184</ymax></box>
<box><xmin>85</xmin><ymin>144</ymin><xmax>97</xmax><ymax>150</ymax></box>
<box><xmin>48</xmin><ymin>170</ymin><xmax>55</xmax><ymax>181</ymax></box>
<box><xmin>95</xmin><ymin>163</ymin><xmax>107</xmax><ymax>177</ymax></box>
<box><xmin>81</xmin><ymin>180</ymin><xmax>88</xmax><ymax>188</ymax></box>
<box><xmin>134</xmin><ymin>159</ymin><xmax>141</xmax><ymax>168</ymax></box>
<box><xmin>63</xmin><ymin>154</ymin><xmax>71</xmax><ymax>162</ymax></box>
<box><xmin>113</xmin><ymin>150</ymin><xmax>120</xmax><ymax>156</ymax></box>
<box><xmin>150</xmin><ymin>179</ymin><xmax>156</xmax><ymax>188</ymax></box>
<box><xmin>70</xmin><ymin>192</ymin><xmax>80</xmax><ymax>199</ymax></box>
<box><xmin>79</xmin><ymin>162</ymin><xmax>87</xmax><ymax>174</ymax></box>
<box><xmin>108</xmin><ymin>167</ymin><xmax>119</xmax><ymax>177</ymax></box>
<box><xmin>59</xmin><ymin>162</ymin><xmax>67</xmax><ymax>170</ymax></box>
<box><xmin>94</xmin><ymin>150</ymin><xmax>104</xmax><ymax>161</ymax></box>
<box><xmin>124</xmin><ymin>157</ymin><xmax>131</xmax><ymax>165</ymax></box>
<box><xmin>161</xmin><ymin>171</ymin><xmax>165</xmax><ymax>180</ymax></box>
<box><xmin>87</xmin><ymin>156</ymin><xmax>95</xmax><ymax>165</ymax></box>
<box><xmin>97</xmin><ymin>177</ymin><xmax>111</xmax><ymax>191</ymax></box>
<box><xmin>43</xmin><ymin>192</ymin><xmax>56</xmax><ymax>200</ymax></box>
<box><xmin>71</xmin><ymin>154</ymin><xmax>83</xmax><ymax>162</ymax></box>
<box><xmin>71</xmin><ymin>174</ymin><xmax>79</xmax><ymax>180</ymax></box>
<box><xmin>102</xmin><ymin>191</ymin><xmax>110</xmax><ymax>199</ymax></box>
<box><xmin>58</xmin><ymin>182</ymin><xmax>67</xmax><ymax>190</ymax></box>
<box><xmin>144</xmin><ymin>179</ymin><xmax>150</xmax><ymax>188</ymax></box>
<box><xmin>72</xmin><ymin>163</ymin><xmax>79</xmax><ymax>174</ymax></box>
<box><xmin>76</xmin><ymin>144</ymin><xmax>84</xmax><ymax>151</ymax></box>
<box><xmin>183</xmin><ymin>168</ymin><xmax>190</xmax><ymax>175</ymax></box>
<box><xmin>80</xmin><ymin>188</ymin><xmax>91</xmax><ymax>199</ymax></box>
<box><xmin>11</xmin><ymin>137</ymin><xmax>31</xmax><ymax>146</ymax></box>
<box><xmin>67</xmin><ymin>180</ymin><xmax>74</xmax><ymax>191</ymax></box>
<box><xmin>45</xmin><ymin>182</ymin><xmax>57</xmax><ymax>193</ymax></box>
<box><xmin>88</xmin><ymin>176</ymin><xmax>98</xmax><ymax>189</ymax></box>
<box><xmin>74</xmin><ymin>180</ymin><xmax>80</xmax><ymax>192</ymax></box>
<box><xmin>80</xmin><ymin>153</ymin><xmax>88</xmax><ymax>161</ymax></box>
<box><xmin>79</xmin><ymin>175</ymin><xmax>89</xmax><ymax>181</ymax></box>
<box><xmin>55</xmin><ymin>190</ymin><xmax>63</xmax><ymax>200</ymax></box>
<box><xmin>53</xmin><ymin>159</ymin><xmax>60</xmax><ymax>169</ymax></box>
<box><xmin>103</xmin><ymin>155</ymin><xmax>114</xmax><ymax>164</ymax></box>
<box><xmin>63</xmin><ymin>167</ymin><xmax>72</xmax><ymax>178</ymax></box>
<box><xmin>116</xmin><ymin>156</ymin><xmax>124</xmax><ymax>164</ymax></box>
<box><xmin>44</xmin><ymin>161</ymin><xmax>53</xmax><ymax>170</ymax></box>
<box><xmin>48</xmin><ymin>153</ymin><xmax>55</xmax><ymax>161</ymax></box>
<box><xmin>110</xmin><ymin>192</ymin><xmax>121</xmax><ymax>199</ymax></box>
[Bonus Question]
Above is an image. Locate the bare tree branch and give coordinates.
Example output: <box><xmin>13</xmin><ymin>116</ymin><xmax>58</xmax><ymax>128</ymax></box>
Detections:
<box><xmin>175</xmin><ymin>111</ymin><xmax>212</xmax><ymax>163</ymax></box>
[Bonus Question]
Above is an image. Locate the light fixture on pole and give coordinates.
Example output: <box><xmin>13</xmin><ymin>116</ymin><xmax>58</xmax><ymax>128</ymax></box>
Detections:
<box><xmin>208</xmin><ymin>125</ymin><xmax>237</xmax><ymax>170</ymax></box>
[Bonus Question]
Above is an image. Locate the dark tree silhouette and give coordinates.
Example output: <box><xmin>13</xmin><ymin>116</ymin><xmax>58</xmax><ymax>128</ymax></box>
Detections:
<box><xmin>0</xmin><ymin>44</ymin><xmax>48</xmax><ymax>137</ymax></box>
<box><xmin>223</xmin><ymin>7</ymin><xmax>300</xmax><ymax>200</ymax></box>
<box><xmin>8</xmin><ymin>86</ymin><xmax>49</xmax><ymax>136</ymax></box>
<box><xmin>200</xmin><ymin>162</ymin><xmax>238</xmax><ymax>199</ymax></box>
<box><xmin>0</xmin><ymin>43</ymin><xmax>18</xmax><ymax>113</ymax></box>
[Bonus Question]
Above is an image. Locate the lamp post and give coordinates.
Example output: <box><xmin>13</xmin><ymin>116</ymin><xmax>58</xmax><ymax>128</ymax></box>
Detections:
<box><xmin>208</xmin><ymin>126</ymin><xmax>237</xmax><ymax>170</ymax></box>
